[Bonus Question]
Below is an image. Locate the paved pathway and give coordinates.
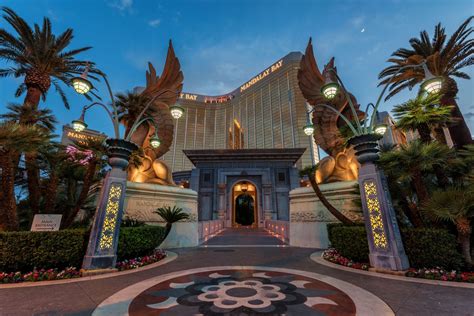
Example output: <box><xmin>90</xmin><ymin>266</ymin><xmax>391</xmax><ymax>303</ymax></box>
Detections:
<box><xmin>0</xmin><ymin>228</ymin><xmax>473</xmax><ymax>315</ymax></box>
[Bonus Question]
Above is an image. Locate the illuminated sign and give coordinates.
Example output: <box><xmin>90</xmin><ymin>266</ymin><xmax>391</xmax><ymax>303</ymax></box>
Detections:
<box><xmin>240</xmin><ymin>59</ymin><xmax>283</xmax><ymax>92</ymax></box>
<box><xmin>179</xmin><ymin>93</ymin><xmax>198</xmax><ymax>101</ymax></box>
<box><xmin>204</xmin><ymin>95</ymin><xmax>234</xmax><ymax>104</ymax></box>
<box><xmin>61</xmin><ymin>125</ymin><xmax>106</xmax><ymax>147</ymax></box>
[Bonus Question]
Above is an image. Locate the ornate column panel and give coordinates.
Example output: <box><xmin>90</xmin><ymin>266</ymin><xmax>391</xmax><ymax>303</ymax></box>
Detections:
<box><xmin>262</xmin><ymin>184</ymin><xmax>274</xmax><ymax>220</ymax></box>
<box><xmin>217</xmin><ymin>183</ymin><xmax>226</xmax><ymax>220</ymax></box>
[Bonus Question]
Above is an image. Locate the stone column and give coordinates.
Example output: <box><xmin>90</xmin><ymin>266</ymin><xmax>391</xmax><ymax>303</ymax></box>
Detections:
<box><xmin>82</xmin><ymin>139</ymin><xmax>138</xmax><ymax>271</ymax></box>
<box><xmin>262</xmin><ymin>184</ymin><xmax>273</xmax><ymax>220</ymax></box>
<box><xmin>217</xmin><ymin>183</ymin><xmax>226</xmax><ymax>220</ymax></box>
<box><xmin>349</xmin><ymin>134</ymin><xmax>409</xmax><ymax>271</ymax></box>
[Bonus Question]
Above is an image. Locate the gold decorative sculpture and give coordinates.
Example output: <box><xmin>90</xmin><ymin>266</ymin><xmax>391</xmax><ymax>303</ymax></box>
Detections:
<box><xmin>126</xmin><ymin>41</ymin><xmax>183</xmax><ymax>185</ymax></box>
<box><xmin>298</xmin><ymin>38</ymin><xmax>361</xmax><ymax>184</ymax></box>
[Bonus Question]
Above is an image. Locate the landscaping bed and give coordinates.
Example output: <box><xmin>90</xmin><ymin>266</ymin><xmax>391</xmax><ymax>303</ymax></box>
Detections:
<box><xmin>0</xmin><ymin>226</ymin><xmax>167</xmax><ymax>284</ymax></box>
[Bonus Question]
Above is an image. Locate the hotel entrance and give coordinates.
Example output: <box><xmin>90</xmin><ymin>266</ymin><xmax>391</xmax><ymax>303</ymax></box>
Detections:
<box><xmin>232</xmin><ymin>181</ymin><xmax>257</xmax><ymax>227</ymax></box>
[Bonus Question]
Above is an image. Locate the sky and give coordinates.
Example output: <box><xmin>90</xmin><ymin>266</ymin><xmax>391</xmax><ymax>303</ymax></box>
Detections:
<box><xmin>1</xmin><ymin>0</ymin><xmax>473</xmax><ymax>138</ymax></box>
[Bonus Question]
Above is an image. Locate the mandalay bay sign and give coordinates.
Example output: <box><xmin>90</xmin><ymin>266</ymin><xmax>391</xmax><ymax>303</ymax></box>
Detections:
<box><xmin>240</xmin><ymin>59</ymin><xmax>283</xmax><ymax>92</ymax></box>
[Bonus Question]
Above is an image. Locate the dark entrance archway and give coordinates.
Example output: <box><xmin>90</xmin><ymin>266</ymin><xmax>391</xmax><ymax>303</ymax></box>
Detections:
<box><xmin>235</xmin><ymin>194</ymin><xmax>255</xmax><ymax>226</ymax></box>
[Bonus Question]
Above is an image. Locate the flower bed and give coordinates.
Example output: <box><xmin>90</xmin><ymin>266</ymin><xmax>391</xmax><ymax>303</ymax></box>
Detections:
<box><xmin>0</xmin><ymin>250</ymin><xmax>167</xmax><ymax>284</ymax></box>
<box><xmin>323</xmin><ymin>248</ymin><xmax>474</xmax><ymax>283</ymax></box>
<box><xmin>0</xmin><ymin>267</ymin><xmax>80</xmax><ymax>283</ymax></box>
<box><xmin>322</xmin><ymin>248</ymin><xmax>369</xmax><ymax>271</ymax></box>
<box><xmin>116</xmin><ymin>249</ymin><xmax>167</xmax><ymax>271</ymax></box>
<box><xmin>406</xmin><ymin>268</ymin><xmax>474</xmax><ymax>283</ymax></box>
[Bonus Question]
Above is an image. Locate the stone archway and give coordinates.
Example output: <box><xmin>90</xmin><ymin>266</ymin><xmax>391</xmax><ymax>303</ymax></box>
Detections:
<box><xmin>232</xmin><ymin>181</ymin><xmax>258</xmax><ymax>227</ymax></box>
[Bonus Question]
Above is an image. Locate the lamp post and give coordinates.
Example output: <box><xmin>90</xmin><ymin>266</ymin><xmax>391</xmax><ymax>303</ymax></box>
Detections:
<box><xmin>303</xmin><ymin>61</ymin><xmax>442</xmax><ymax>271</ymax></box>
<box><xmin>70</xmin><ymin>70</ymin><xmax>183</xmax><ymax>271</ymax></box>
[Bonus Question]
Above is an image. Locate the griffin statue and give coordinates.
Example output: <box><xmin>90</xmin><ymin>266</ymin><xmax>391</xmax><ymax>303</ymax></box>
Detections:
<box><xmin>126</xmin><ymin>41</ymin><xmax>183</xmax><ymax>185</ymax></box>
<box><xmin>297</xmin><ymin>38</ymin><xmax>361</xmax><ymax>184</ymax></box>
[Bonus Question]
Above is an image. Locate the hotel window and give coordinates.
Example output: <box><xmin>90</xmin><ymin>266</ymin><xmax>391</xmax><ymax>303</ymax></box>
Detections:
<box><xmin>228</xmin><ymin>119</ymin><xmax>244</xmax><ymax>149</ymax></box>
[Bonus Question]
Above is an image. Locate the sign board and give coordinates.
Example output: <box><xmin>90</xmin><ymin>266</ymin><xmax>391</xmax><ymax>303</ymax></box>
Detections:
<box><xmin>31</xmin><ymin>214</ymin><xmax>62</xmax><ymax>231</ymax></box>
<box><xmin>61</xmin><ymin>125</ymin><xmax>107</xmax><ymax>147</ymax></box>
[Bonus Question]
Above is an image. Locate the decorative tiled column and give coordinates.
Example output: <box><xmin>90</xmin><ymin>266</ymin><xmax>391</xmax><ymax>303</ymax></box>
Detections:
<box><xmin>82</xmin><ymin>139</ymin><xmax>138</xmax><ymax>270</ymax></box>
<box><xmin>349</xmin><ymin>134</ymin><xmax>409</xmax><ymax>271</ymax></box>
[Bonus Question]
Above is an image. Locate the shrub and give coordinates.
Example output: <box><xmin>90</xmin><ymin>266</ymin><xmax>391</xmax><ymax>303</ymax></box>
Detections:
<box><xmin>0</xmin><ymin>225</ymin><xmax>166</xmax><ymax>273</ymax></box>
<box><xmin>327</xmin><ymin>224</ymin><xmax>464</xmax><ymax>270</ymax></box>
<box><xmin>117</xmin><ymin>226</ymin><xmax>166</xmax><ymax>260</ymax></box>
<box><xmin>0</xmin><ymin>229</ymin><xmax>87</xmax><ymax>272</ymax></box>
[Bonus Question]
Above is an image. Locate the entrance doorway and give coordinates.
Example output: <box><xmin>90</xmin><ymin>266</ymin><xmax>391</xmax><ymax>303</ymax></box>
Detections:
<box><xmin>232</xmin><ymin>181</ymin><xmax>257</xmax><ymax>227</ymax></box>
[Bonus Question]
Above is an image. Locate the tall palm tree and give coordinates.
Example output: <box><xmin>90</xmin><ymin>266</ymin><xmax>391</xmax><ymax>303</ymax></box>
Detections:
<box><xmin>393</xmin><ymin>93</ymin><xmax>453</xmax><ymax>143</ymax></box>
<box><xmin>299</xmin><ymin>165</ymin><xmax>355</xmax><ymax>225</ymax></box>
<box><xmin>115</xmin><ymin>91</ymin><xmax>154</xmax><ymax>136</ymax></box>
<box><xmin>0</xmin><ymin>122</ymin><xmax>50</xmax><ymax>231</ymax></box>
<box><xmin>378</xmin><ymin>141</ymin><xmax>453</xmax><ymax>227</ymax></box>
<box><xmin>379</xmin><ymin>16</ymin><xmax>473</xmax><ymax>148</ymax></box>
<box><xmin>423</xmin><ymin>186</ymin><xmax>474</xmax><ymax>266</ymax></box>
<box><xmin>0</xmin><ymin>7</ymin><xmax>99</xmax><ymax>110</ymax></box>
<box><xmin>0</xmin><ymin>104</ymin><xmax>57</xmax><ymax>214</ymax></box>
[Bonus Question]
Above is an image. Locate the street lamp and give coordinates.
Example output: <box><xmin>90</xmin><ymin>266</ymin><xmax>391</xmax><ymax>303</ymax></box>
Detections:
<box><xmin>149</xmin><ymin>134</ymin><xmax>161</xmax><ymax>148</ymax></box>
<box><xmin>170</xmin><ymin>105</ymin><xmax>185</xmax><ymax>119</ymax></box>
<box><xmin>70</xmin><ymin>68</ymin><xmax>181</xmax><ymax>271</ymax></box>
<box><xmin>303</xmin><ymin>123</ymin><xmax>315</xmax><ymax>136</ymax></box>
<box><xmin>302</xmin><ymin>60</ymin><xmax>440</xmax><ymax>271</ymax></box>
<box><xmin>72</xmin><ymin>67</ymin><xmax>93</xmax><ymax>94</ymax></box>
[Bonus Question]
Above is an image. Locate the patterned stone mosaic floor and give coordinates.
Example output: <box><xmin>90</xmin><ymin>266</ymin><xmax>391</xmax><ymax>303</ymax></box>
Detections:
<box><xmin>93</xmin><ymin>266</ymin><xmax>393</xmax><ymax>315</ymax></box>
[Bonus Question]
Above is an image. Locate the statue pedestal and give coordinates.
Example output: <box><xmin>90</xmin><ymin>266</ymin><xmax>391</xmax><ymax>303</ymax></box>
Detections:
<box><xmin>289</xmin><ymin>181</ymin><xmax>361</xmax><ymax>248</ymax></box>
<box><xmin>124</xmin><ymin>182</ymin><xmax>199</xmax><ymax>248</ymax></box>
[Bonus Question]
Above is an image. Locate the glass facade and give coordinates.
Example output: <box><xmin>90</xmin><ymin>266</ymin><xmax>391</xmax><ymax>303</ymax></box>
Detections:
<box><xmin>163</xmin><ymin>52</ymin><xmax>319</xmax><ymax>173</ymax></box>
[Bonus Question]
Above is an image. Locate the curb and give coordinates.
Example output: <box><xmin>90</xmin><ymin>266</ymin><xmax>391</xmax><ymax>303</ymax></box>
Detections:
<box><xmin>310</xmin><ymin>251</ymin><xmax>474</xmax><ymax>289</ymax></box>
<box><xmin>0</xmin><ymin>251</ymin><xmax>178</xmax><ymax>289</ymax></box>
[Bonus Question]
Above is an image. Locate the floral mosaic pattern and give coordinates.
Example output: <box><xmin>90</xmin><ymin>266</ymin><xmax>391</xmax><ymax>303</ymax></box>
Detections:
<box><xmin>364</xmin><ymin>181</ymin><xmax>388</xmax><ymax>250</ymax></box>
<box><xmin>128</xmin><ymin>269</ymin><xmax>356</xmax><ymax>315</ymax></box>
<box><xmin>99</xmin><ymin>183</ymin><xmax>122</xmax><ymax>250</ymax></box>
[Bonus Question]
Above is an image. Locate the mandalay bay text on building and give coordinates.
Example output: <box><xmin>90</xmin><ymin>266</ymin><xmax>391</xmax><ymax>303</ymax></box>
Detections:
<box><xmin>159</xmin><ymin>52</ymin><xmax>319</xmax><ymax>178</ymax></box>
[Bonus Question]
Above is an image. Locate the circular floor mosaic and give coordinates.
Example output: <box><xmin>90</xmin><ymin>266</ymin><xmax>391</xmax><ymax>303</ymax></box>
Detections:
<box><xmin>93</xmin><ymin>266</ymin><xmax>393</xmax><ymax>315</ymax></box>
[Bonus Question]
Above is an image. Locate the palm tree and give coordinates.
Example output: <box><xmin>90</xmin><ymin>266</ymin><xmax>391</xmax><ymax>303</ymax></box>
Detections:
<box><xmin>115</xmin><ymin>91</ymin><xmax>154</xmax><ymax>136</ymax></box>
<box><xmin>0</xmin><ymin>122</ymin><xmax>50</xmax><ymax>231</ymax></box>
<box><xmin>379</xmin><ymin>16</ymin><xmax>473</xmax><ymax>148</ymax></box>
<box><xmin>392</xmin><ymin>93</ymin><xmax>453</xmax><ymax>143</ymax></box>
<box><xmin>0</xmin><ymin>7</ymin><xmax>99</xmax><ymax>110</ymax></box>
<box><xmin>0</xmin><ymin>104</ymin><xmax>57</xmax><ymax>214</ymax></box>
<box><xmin>154</xmin><ymin>206</ymin><xmax>190</xmax><ymax>240</ymax></box>
<box><xmin>423</xmin><ymin>186</ymin><xmax>474</xmax><ymax>266</ymax></box>
<box><xmin>378</xmin><ymin>141</ymin><xmax>453</xmax><ymax>227</ymax></box>
<box><xmin>299</xmin><ymin>165</ymin><xmax>354</xmax><ymax>225</ymax></box>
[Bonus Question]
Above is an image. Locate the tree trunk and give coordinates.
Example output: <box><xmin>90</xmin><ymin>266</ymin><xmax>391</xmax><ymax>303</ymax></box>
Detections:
<box><xmin>43</xmin><ymin>172</ymin><xmax>59</xmax><ymax>213</ymax></box>
<box><xmin>417</xmin><ymin>124</ymin><xmax>432</xmax><ymax>143</ymax></box>
<box><xmin>440</xmin><ymin>77</ymin><xmax>473</xmax><ymax>149</ymax></box>
<box><xmin>163</xmin><ymin>223</ymin><xmax>172</xmax><ymax>241</ymax></box>
<box><xmin>25</xmin><ymin>152</ymin><xmax>41</xmax><ymax>214</ymax></box>
<box><xmin>62</xmin><ymin>160</ymin><xmax>98</xmax><ymax>228</ymax></box>
<box><xmin>23</xmin><ymin>86</ymin><xmax>43</xmax><ymax>110</ymax></box>
<box><xmin>308</xmin><ymin>169</ymin><xmax>354</xmax><ymax>225</ymax></box>
<box><xmin>456</xmin><ymin>218</ymin><xmax>472</xmax><ymax>267</ymax></box>
<box><xmin>0</xmin><ymin>151</ymin><xmax>19</xmax><ymax>231</ymax></box>
<box><xmin>409</xmin><ymin>169</ymin><xmax>428</xmax><ymax>227</ymax></box>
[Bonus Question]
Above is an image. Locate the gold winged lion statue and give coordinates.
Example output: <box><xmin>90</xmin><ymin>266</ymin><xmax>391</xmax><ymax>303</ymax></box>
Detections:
<box><xmin>297</xmin><ymin>38</ymin><xmax>361</xmax><ymax>184</ymax></box>
<box><xmin>126</xmin><ymin>40</ymin><xmax>183</xmax><ymax>185</ymax></box>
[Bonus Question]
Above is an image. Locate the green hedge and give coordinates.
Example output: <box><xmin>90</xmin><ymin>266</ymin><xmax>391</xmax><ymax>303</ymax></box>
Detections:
<box><xmin>327</xmin><ymin>223</ymin><xmax>464</xmax><ymax>270</ymax></box>
<box><xmin>0</xmin><ymin>225</ymin><xmax>166</xmax><ymax>272</ymax></box>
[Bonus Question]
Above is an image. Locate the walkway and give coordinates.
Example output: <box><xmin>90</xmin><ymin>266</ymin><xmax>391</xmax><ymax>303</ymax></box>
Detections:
<box><xmin>201</xmin><ymin>227</ymin><xmax>287</xmax><ymax>246</ymax></box>
<box><xmin>0</xmin><ymin>228</ymin><xmax>473</xmax><ymax>315</ymax></box>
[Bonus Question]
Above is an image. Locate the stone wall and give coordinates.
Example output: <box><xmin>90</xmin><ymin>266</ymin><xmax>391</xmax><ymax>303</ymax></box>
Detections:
<box><xmin>289</xmin><ymin>181</ymin><xmax>362</xmax><ymax>248</ymax></box>
<box><xmin>123</xmin><ymin>181</ymin><xmax>199</xmax><ymax>248</ymax></box>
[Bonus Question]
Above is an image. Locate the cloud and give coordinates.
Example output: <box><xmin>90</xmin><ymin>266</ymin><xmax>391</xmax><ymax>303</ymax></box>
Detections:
<box><xmin>108</xmin><ymin>0</ymin><xmax>133</xmax><ymax>12</ymax></box>
<box><xmin>148</xmin><ymin>19</ymin><xmax>161</xmax><ymax>27</ymax></box>
<box><xmin>350</xmin><ymin>15</ymin><xmax>365</xmax><ymax>28</ymax></box>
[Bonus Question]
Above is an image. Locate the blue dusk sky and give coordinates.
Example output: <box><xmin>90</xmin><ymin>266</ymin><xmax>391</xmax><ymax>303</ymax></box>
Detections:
<box><xmin>0</xmin><ymin>0</ymin><xmax>473</xmax><ymax>137</ymax></box>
